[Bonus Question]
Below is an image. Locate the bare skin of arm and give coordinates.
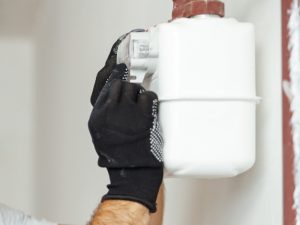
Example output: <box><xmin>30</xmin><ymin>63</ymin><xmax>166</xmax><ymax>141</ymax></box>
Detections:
<box><xmin>88</xmin><ymin>184</ymin><xmax>164</xmax><ymax>225</ymax></box>
<box><xmin>149</xmin><ymin>184</ymin><xmax>164</xmax><ymax>225</ymax></box>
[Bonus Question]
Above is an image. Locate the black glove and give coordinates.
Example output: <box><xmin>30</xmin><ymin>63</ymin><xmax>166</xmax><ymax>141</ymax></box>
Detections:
<box><xmin>90</xmin><ymin>29</ymin><xmax>144</xmax><ymax>107</ymax></box>
<box><xmin>89</xmin><ymin>64</ymin><xmax>163</xmax><ymax>168</ymax></box>
<box><xmin>88</xmin><ymin>35</ymin><xmax>163</xmax><ymax>212</ymax></box>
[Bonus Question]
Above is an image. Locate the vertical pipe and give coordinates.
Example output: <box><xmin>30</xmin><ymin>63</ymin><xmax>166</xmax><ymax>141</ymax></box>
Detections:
<box><xmin>282</xmin><ymin>0</ymin><xmax>298</xmax><ymax>224</ymax></box>
<box><xmin>172</xmin><ymin>0</ymin><xmax>225</xmax><ymax>19</ymax></box>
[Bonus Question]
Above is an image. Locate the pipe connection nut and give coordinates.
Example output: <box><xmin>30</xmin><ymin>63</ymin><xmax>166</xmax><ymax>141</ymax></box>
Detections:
<box><xmin>172</xmin><ymin>0</ymin><xmax>225</xmax><ymax>19</ymax></box>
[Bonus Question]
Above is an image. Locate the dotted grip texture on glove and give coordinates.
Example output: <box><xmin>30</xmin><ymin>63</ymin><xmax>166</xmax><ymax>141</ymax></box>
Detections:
<box><xmin>88</xmin><ymin>32</ymin><xmax>164</xmax><ymax>213</ymax></box>
<box><xmin>88</xmin><ymin>64</ymin><xmax>163</xmax><ymax>168</ymax></box>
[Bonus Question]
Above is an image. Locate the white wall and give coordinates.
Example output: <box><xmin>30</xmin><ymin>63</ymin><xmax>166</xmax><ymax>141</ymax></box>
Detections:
<box><xmin>0</xmin><ymin>0</ymin><xmax>282</xmax><ymax>224</ymax></box>
<box><xmin>33</xmin><ymin>1</ymin><xmax>173</xmax><ymax>224</ymax></box>
<box><xmin>0</xmin><ymin>38</ymin><xmax>36</xmax><ymax>215</ymax></box>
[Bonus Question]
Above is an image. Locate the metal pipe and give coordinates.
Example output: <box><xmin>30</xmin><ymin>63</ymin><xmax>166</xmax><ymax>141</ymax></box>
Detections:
<box><xmin>172</xmin><ymin>0</ymin><xmax>225</xmax><ymax>19</ymax></box>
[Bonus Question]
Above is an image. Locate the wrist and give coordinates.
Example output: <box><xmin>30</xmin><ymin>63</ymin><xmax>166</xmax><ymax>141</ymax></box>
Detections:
<box><xmin>104</xmin><ymin>167</ymin><xmax>163</xmax><ymax>213</ymax></box>
<box><xmin>90</xmin><ymin>200</ymin><xmax>150</xmax><ymax>225</ymax></box>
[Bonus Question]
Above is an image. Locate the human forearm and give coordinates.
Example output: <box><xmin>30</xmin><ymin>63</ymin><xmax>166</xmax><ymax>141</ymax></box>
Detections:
<box><xmin>89</xmin><ymin>184</ymin><xmax>164</xmax><ymax>225</ymax></box>
<box><xmin>89</xmin><ymin>200</ymin><xmax>150</xmax><ymax>225</ymax></box>
<box><xmin>149</xmin><ymin>184</ymin><xmax>164</xmax><ymax>225</ymax></box>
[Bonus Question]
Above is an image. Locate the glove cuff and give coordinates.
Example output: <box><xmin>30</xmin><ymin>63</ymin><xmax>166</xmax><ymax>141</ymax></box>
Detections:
<box><xmin>104</xmin><ymin>167</ymin><xmax>163</xmax><ymax>213</ymax></box>
<box><xmin>101</xmin><ymin>194</ymin><xmax>157</xmax><ymax>213</ymax></box>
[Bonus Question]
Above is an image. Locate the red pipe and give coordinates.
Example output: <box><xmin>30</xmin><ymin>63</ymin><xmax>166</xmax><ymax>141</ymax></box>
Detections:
<box><xmin>172</xmin><ymin>0</ymin><xmax>225</xmax><ymax>19</ymax></box>
<box><xmin>281</xmin><ymin>0</ymin><xmax>296</xmax><ymax>224</ymax></box>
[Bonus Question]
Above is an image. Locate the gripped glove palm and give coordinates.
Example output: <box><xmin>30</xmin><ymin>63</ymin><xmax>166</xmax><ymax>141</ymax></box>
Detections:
<box><xmin>88</xmin><ymin>34</ymin><xmax>163</xmax><ymax>213</ymax></box>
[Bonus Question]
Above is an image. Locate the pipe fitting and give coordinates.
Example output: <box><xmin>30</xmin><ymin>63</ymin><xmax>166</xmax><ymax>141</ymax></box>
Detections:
<box><xmin>172</xmin><ymin>0</ymin><xmax>225</xmax><ymax>19</ymax></box>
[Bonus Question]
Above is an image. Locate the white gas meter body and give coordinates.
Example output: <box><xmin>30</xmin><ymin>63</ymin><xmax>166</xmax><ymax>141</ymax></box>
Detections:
<box><xmin>117</xmin><ymin>16</ymin><xmax>260</xmax><ymax>178</ymax></box>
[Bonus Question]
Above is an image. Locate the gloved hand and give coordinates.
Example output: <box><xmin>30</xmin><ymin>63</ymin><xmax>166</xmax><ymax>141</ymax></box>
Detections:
<box><xmin>88</xmin><ymin>34</ymin><xmax>163</xmax><ymax>213</ymax></box>
<box><xmin>90</xmin><ymin>29</ymin><xmax>144</xmax><ymax>107</ymax></box>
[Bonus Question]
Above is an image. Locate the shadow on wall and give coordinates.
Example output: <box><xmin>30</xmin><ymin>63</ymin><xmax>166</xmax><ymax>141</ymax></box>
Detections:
<box><xmin>0</xmin><ymin>0</ymin><xmax>38</xmax><ymax>37</ymax></box>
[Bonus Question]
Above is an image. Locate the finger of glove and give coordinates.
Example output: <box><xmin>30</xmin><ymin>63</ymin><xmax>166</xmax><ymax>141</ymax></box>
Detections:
<box><xmin>93</xmin><ymin>81</ymin><xmax>110</xmax><ymax>109</ymax></box>
<box><xmin>106</xmin><ymin>79</ymin><xmax>123</xmax><ymax>104</ymax></box>
<box><xmin>90</xmin><ymin>29</ymin><xmax>145</xmax><ymax>106</ymax></box>
<box><xmin>90</xmin><ymin>60</ymin><xmax>116</xmax><ymax>106</ymax></box>
<box><xmin>90</xmin><ymin>34</ymin><xmax>128</xmax><ymax>106</ymax></box>
<box><xmin>137</xmin><ymin>91</ymin><xmax>159</xmax><ymax>116</ymax></box>
<box><xmin>107</xmin><ymin>63</ymin><xmax>128</xmax><ymax>83</ymax></box>
<box><xmin>93</xmin><ymin>64</ymin><xmax>128</xmax><ymax>108</ymax></box>
<box><xmin>121</xmin><ymin>82</ymin><xmax>144</xmax><ymax>103</ymax></box>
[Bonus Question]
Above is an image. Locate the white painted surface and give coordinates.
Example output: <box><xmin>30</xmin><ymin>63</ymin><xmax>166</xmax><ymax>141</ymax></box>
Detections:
<box><xmin>0</xmin><ymin>203</ymin><xmax>56</xmax><ymax>225</ymax></box>
<box><xmin>0</xmin><ymin>39</ymin><xmax>36</xmax><ymax>215</ymax></box>
<box><xmin>0</xmin><ymin>0</ymin><xmax>282</xmax><ymax>224</ymax></box>
<box><xmin>33</xmin><ymin>1</ymin><xmax>172</xmax><ymax>224</ymax></box>
<box><xmin>0</xmin><ymin>0</ymin><xmax>38</xmax><ymax>36</ymax></box>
